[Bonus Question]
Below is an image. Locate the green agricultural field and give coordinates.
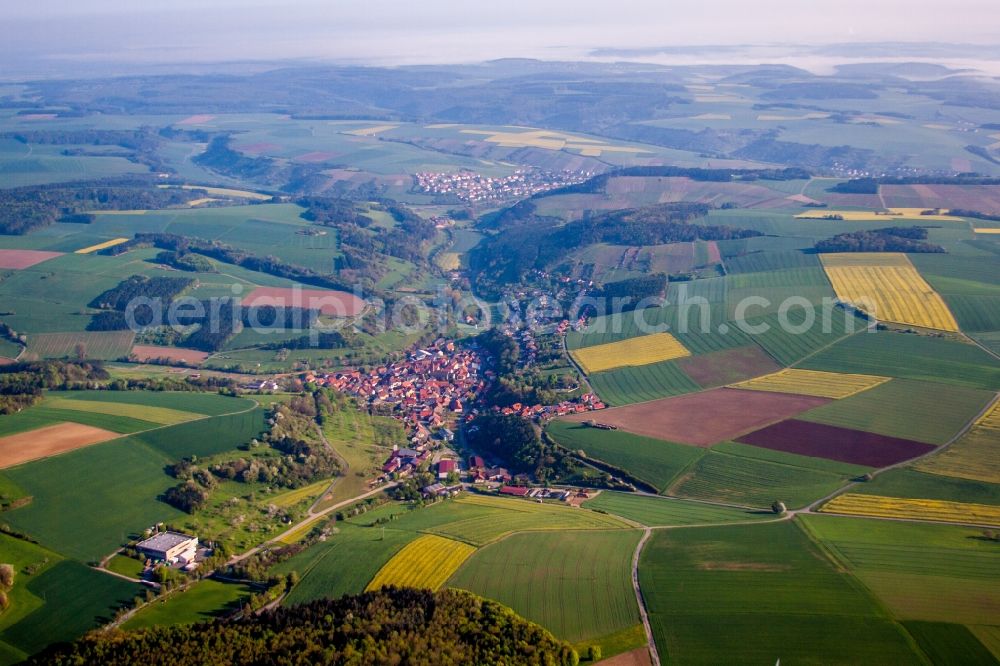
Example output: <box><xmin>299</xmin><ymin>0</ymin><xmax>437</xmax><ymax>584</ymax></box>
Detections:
<box><xmin>850</xmin><ymin>468</ymin><xmax>1000</xmax><ymax>506</ymax></box>
<box><xmin>122</xmin><ymin>579</ymin><xmax>255</xmax><ymax>631</ymax></box>
<box><xmin>800</xmin><ymin>331</ymin><xmax>1000</xmax><ymax>390</ymax></box>
<box><xmin>910</xmin><ymin>254</ymin><xmax>1000</xmax><ymax>287</ymax></box>
<box><xmin>0</xmin><ymin>533</ymin><xmax>62</xmax><ymax>661</ymax></box>
<box><xmin>424</xmin><ymin>494</ymin><xmax>629</xmax><ymax>546</ymax></box>
<box><xmin>668</xmin><ymin>450</ymin><xmax>849</xmax><ymax>509</ymax></box>
<box><xmin>724</xmin><ymin>266</ymin><xmax>835</xmax><ymax>319</ymax></box>
<box><xmin>43</xmin><ymin>396</ymin><xmax>200</xmax><ymax>426</ymax></box>
<box><xmin>639</xmin><ymin>521</ymin><xmax>922</xmax><ymax>665</ymax></box>
<box><xmin>27</xmin><ymin>330</ymin><xmax>135</xmax><ymax>360</ymax></box>
<box><xmin>1</xmin><ymin>438</ymin><xmax>183</xmax><ymax>562</ymax></box>
<box><xmin>582</xmin><ymin>491</ymin><xmax>768</xmax><ymax>526</ymax></box>
<box><xmin>132</xmin><ymin>406</ymin><xmax>266</xmax><ymax>460</ymax></box>
<box><xmin>57</xmin><ymin>390</ymin><xmax>256</xmax><ymax>416</ymax></box>
<box><xmin>712</xmin><ymin>441</ymin><xmax>872</xmax><ymax>476</ymax></box>
<box><xmin>798</xmin><ymin>378</ymin><xmax>996</xmax><ymax>445</ymax></box>
<box><xmin>747</xmin><ymin>308</ymin><xmax>861</xmax><ymax>366</ymax></box>
<box><xmin>105</xmin><ymin>554</ymin><xmax>145</xmax><ymax>579</ymax></box>
<box><xmin>724</xmin><ymin>249</ymin><xmax>821</xmax><ymax>274</ymax></box>
<box><xmin>546</xmin><ymin>421</ymin><xmax>704</xmax><ymax>492</ymax></box>
<box><xmin>0</xmin><ymin>560</ymin><xmax>140</xmax><ymax>658</ymax></box>
<box><xmin>800</xmin><ymin>515</ymin><xmax>1000</xmax><ymax>626</ymax></box>
<box><xmin>587</xmin><ymin>360</ymin><xmax>701</xmax><ymax>406</ymax></box>
<box><xmin>0</xmin><ymin>406</ymin><xmax>158</xmax><ymax>437</ymax></box>
<box><xmin>448</xmin><ymin>529</ymin><xmax>643</xmax><ymax>654</ymax></box>
<box><xmin>903</xmin><ymin>622</ymin><xmax>998</xmax><ymax>666</ymax></box>
<box><xmin>275</xmin><ymin>523</ymin><xmax>416</xmax><ymax>604</ymax></box>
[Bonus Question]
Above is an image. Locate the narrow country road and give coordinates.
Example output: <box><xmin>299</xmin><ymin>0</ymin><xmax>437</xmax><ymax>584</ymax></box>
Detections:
<box><xmin>631</xmin><ymin>527</ymin><xmax>661</xmax><ymax>666</ymax></box>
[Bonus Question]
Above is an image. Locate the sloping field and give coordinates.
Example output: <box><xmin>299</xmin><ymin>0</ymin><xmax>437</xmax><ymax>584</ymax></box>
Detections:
<box><xmin>801</xmin><ymin>514</ymin><xmax>1000</xmax><ymax>626</ymax></box>
<box><xmin>820</xmin><ymin>494</ymin><xmax>1000</xmax><ymax>526</ymax></box>
<box><xmin>241</xmin><ymin>286</ymin><xmax>365</xmax><ymax>317</ymax></box>
<box><xmin>74</xmin><ymin>238</ymin><xmax>129</xmax><ymax>254</ymax></box>
<box><xmin>561</xmin><ymin>388</ymin><xmax>830</xmax><ymax>447</ymax></box>
<box><xmin>675</xmin><ymin>345</ymin><xmax>781</xmax><ymax>388</ymax></box>
<box><xmin>0</xmin><ymin>406</ymin><xmax>157</xmax><ymax>438</ymax></box>
<box><xmin>915</xmin><ymin>400</ymin><xmax>1000</xmax><ymax>483</ymax></box>
<box><xmin>731</xmin><ymin>368</ymin><xmax>890</xmax><ymax>399</ymax></box>
<box><xmin>800</xmin><ymin>332</ymin><xmax>1000</xmax><ymax>391</ymax></box>
<box><xmin>426</xmin><ymin>494</ymin><xmax>629</xmax><ymax>546</ymax></box>
<box><xmin>798</xmin><ymin>378</ymin><xmax>996</xmax><ymax>445</ymax></box>
<box><xmin>638</xmin><ymin>522</ymin><xmax>921</xmax><ymax>664</ymax></box>
<box><xmin>56</xmin><ymin>390</ymin><xmax>254</xmax><ymax>416</ymax></box>
<box><xmin>668</xmin><ymin>450</ymin><xmax>850</xmax><ymax>509</ymax></box>
<box><xmin>27</xmin><ymin>330</ymin><xmax>135</xmax><ymax>360</ymax></box>
<box><xmin>737</xmin><ymin>420</ymin><xmax>935</xmax><ymax>468</ymax></box>
<box><xmin>746</xmin><ymin>307</ymin><xmax>861</xmax><ymax>366</ymax></box>
<box><xmin>583</xmin><ymin>492</ymin><xmax>766</xmax><ymax>526</ymax></box>
<box><xmin>545</xmin><ymin>421</ymin><xmax>704</xmax><ymax>492</ymax></box>
<box><xmin>449</xmin><ymin>530</ymin><xmax>642</xmax><ymax>650</ymax></box>
<box><xmin>0</xmin><ymin>250</ymin><xmax>62</xmax><ymax>269</ymax></box>
<box><xmin>587</xmin><ymin>360</ymin><xmax>701</xmax><ymax>406</ymax></box>
<box><xmin>571</xmin><ymin>332</ymin><xmax>690</xmax><ymax>374</ymax></box>
<box><xmin>130</xmin><ymin>345</ymin><xmax>209</xmax><ymax>364</ymax></box>
<box><xmin>43</xmin><ymin>397</ymin><xmax>199</xmax><ymax>426</ymax></box>
<box><xmin>0</xmin><ymin>423</ymin><xmax>120</xmax><ymax>469</ymax></box>
<box><xmin>881</xmin><ymin>183</ymin><xmax>1000</xmax><ymax>213</ymax></box>
<box><xmin>366</xmin><ymin>534</ymin><xmax>476</xmax><ymax>592</ymax></box>
<box><xmin>132</xmin><ymin>407</ymin><xmax>265</xmax><ymax>460</ymax></box>
<box><xmin>820</xmin><ymin>253</ymin><xmax>959</xmax><ymax>332</ymax></box>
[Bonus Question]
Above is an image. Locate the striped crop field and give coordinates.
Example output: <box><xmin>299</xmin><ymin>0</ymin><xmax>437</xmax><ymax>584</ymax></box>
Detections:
<box><xmin>730</xmin><ymin>369</ymin><xmax>890</xmax><ymax>399</ymax></box>
<box><xmin>366</xmin><ymin>534</ymin><xmax>476</xmax><ymax>591</ymax></box>
<box><xmin>74</xmin><ymin>237</ymin><xmax>129</xmax><ymax>254</ymax></box>
<box><xmin>270</xmin><ymin>479</ymin><xmax>332</xmax><ymax>509</ymax></box>
<box><xmin>42</xmin><ymin>396</ymin><xmax>199</xmax><ymax>426</ymax></box>
<box><xmin>820</xmin><ymin>494</ymin><xmax>1000</xmax><ymax>526</ymax></box>
<box><xmin>570</xmin><ymin>332</ymin><xmax>690</xmax><ymax>374</ymax></box>
<box><xmin>915</xmin><ymin>400</ymin><xmax>1000</xmax><ymax>483</ymax></box>
<box><xmin>820</xmin><ymin>253</ymin><xmax>959</xmax><ymax>331</ymax></box>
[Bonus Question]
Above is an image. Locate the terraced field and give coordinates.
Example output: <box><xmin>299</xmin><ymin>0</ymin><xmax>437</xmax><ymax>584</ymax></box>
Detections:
<box><xmin>570</xmin><ymin>332</ymin><xmax>690</xmax><ymax>374</ymax></box>
<box><xmin>820</xmin><ymin>493</ymin><xmax>1000</xmax><ymax>526</ymax></box>
<box><xmin>367</xmin><ymin>534</ymin><xmax>477</xmax><ymax>592</ymax></box>
<box><xmin>820</xmin><ymin>253</ymin><xmax>959</xmax><ymax>332</ymax></box>
<box><xmin>449</xmin><ymin>530</ymin><xmax>643</xmax><ymax>652</ymax></box>
<box><xmin>731</xmin><ymin>368</ymin><xmax>889</xmax><ymax>399</ymax></box>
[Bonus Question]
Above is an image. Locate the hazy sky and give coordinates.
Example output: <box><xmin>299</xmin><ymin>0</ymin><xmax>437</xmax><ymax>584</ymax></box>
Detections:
<box><xmin>4</xmin><ymin>0</ymin><xmax>999</xmax><ymax>74</ymax></box>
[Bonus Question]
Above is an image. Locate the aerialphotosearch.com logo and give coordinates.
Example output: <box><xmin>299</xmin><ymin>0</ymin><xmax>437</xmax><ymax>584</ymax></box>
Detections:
<box><xmin>120</xmin><ymin>281</ymin><xmax>879</xmax><ymax>345</ymax></box>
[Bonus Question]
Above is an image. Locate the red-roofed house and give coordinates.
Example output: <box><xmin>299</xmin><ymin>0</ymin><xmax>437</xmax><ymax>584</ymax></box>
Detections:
<box><xmin>499</xmin><ymin>486</ymin><xmax>529</xmax><ymax>497</ymax></box>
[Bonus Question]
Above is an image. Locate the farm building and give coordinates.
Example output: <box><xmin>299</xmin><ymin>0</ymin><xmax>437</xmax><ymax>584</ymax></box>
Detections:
<box><xmin>136</xmin><ymin>531</ymin><xmax>198</xmax><ymax>564</ymax></box>
<box><xmin>437</xmin><ymin>459</ymin><xmax>457</xmax><ymax>479</ymax></box>
<box><xmin>499</xmin><ymin>486</ymin><xmax>530</xmax><ymax>497</ymax></box>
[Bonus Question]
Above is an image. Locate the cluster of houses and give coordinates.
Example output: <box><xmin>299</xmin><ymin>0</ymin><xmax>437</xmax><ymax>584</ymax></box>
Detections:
<box><xmin>497</xmin><ymin>391</ymin><xmax>606</xmax><ymax>419</ymax></box>
<box><xmin>303</xmin><ymin>339</ymin><xmax>487</xmax><ymax>438</ymax></box>
<box><xmin>412</xmin><ymin>169</ymin><xmax>590</xmax><ymax>204</ymax></box>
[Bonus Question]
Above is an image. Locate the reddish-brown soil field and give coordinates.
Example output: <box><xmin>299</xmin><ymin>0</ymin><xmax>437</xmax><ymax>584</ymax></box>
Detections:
<box><xmin>677</xmin><ymin>345</ymin><xmax>781</xmax><ymax>388</ymax></box>
<box><xmin>562</xmin><ymin>388</ymin><xmax>830</xmax><ymax>446</ymax></box>
<box><xmin>0</xmin><ymin>249</ymin><xmax>63</xmax><ymax>269</ymax></box>
<box><xmin>0</xmin><ymin>423</ymin><xmax>120</xmax><ymax>469</ymax></box>
<box><xmin>881</xmin><ymin>184</ymin><xmax>1000</xmax><ymax>214</ymax></box>
<box><xmin>737</xmin><ymin>419</ymin><xmax>936</xmax><ymax>467</ymax></box>
<box><xmin>176</xmin><ymin>114</ymin><xmax>216</xmax><ymax>125</ymax></box>
<box><xmin>0</xmin><ymin>357</ymin><xmax>16</xmax><ymax>366</ymax></box>
<box><xmin>130</xmin><ymin>345</ymin><xmax>209</xmax><ymax>364</ymax></box>
<box><xmin>242</xmin><ymin>286</ymin><xmax>365</xmax><ymax>317</ymax></box>
<box><xmin>295</xmin><ymin>151</ymin><xmax>339</xmax><ymax>163</ymax></box>
<box><xmin>704</xmin><ymin>240</ymin><xmax>722</xmax><ymax>265</ymax></box>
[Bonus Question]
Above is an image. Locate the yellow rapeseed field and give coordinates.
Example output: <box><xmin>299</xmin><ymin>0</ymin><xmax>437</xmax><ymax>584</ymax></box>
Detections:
<box><xmin>571</xmin><ymin>332</ymin><xmax>690</xmax><ymax>374</ymax></box>
<box><xmin>344</xmin><ymin>125</ymin><xmax>399</xmax><ymax>136</ymax></box>
<box><xmin>730</xmin><ymin>369</ymin><xmax>890</xmax><ymax>399</ymax></box>
<box><xmin>820</xmin><ymin>493</ymin><xmax>1000</xmax><ymax>526</ymax></box>
<box><xmin>366</xmin><ymin>534</ymin><xmax>476</xmax><ymax>591</ymax></box>
<box><xmin>75</xmin><ymin>237</ymin><xmax>130</xmax><ymax>254</ymax></box>
<box><xmin>820</xmin><ymin>253</ymin><xmax>959</xmax><ymax>331</ymax></box>
<box><xmin>973</xmin><ymin>228</ymin><xmax>1000</xmax><ymax>235</ymax></box>
<box><xmin>916</xmin><ymin>400</ymin><xmax>1000</xmax><ymax>483</ymax></box>
<box><xmin>460</xmin><ymin>128</ymin><xmax>649</xmax><ymax>156</ymax></box>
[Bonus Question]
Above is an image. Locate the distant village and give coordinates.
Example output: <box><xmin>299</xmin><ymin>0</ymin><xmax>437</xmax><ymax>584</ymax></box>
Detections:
<box><xmin>412</xmin><ymin>168</ymin><xmax>592</xmax><ymax>204</ymax></box>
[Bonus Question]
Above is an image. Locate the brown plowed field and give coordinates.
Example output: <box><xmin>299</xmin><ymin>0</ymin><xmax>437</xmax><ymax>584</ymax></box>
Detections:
<box><xmin>561</xmin><ymin>388</ymin><xmax>830</xmax><ymax>446</ymax></box>
<box><xmin>595</xmin><ymin>647</ymin><xmax>653</xmax><ymax>666</ymax></box>
<box><xmin>738</xmin><ymin>419</ymin><xmax>936</xmax><ymax>467</ymax></box>
<box><xmin>130</xmin><ymin>345</ymin><xmax>209</xmax><ymax>364</ymax></box>
<box><xmin>242</xmin><ymin>287</ymin><xmax>365</xmax><ymax>317</ymax></box>
<box><xmin>881</xmin><ymin>184</ymin><xmax>1000</xmax><ymax>213</ymax></box>
<box><xmin>677</xmin><ymin>345</ymin><xmax>781</xmax><ymax>388</ymax></box>
<box><xmin>0</xmin><ymin>249</ymin><xmax>63</xmax><ymax>269</ymax></box>
<box><xmin>0</xmin><ymin>422</ymin><xmax>120</xmax><ymax>469</ymax></box>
